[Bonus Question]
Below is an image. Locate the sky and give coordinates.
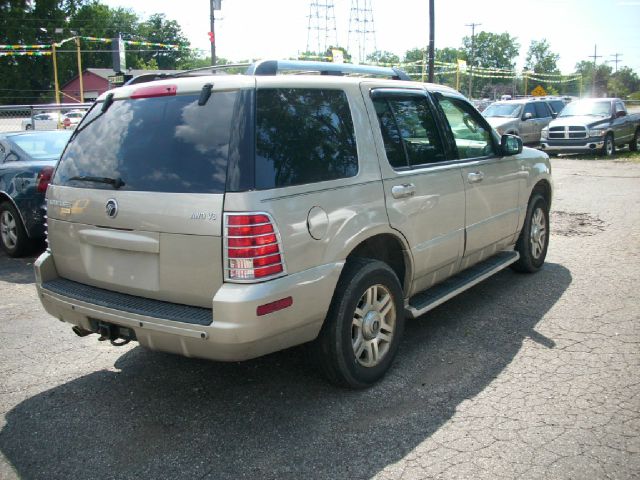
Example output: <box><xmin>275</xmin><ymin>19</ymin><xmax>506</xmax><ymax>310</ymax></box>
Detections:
<box><xmin>101</xmin><ymin>0</ymin><xmax>640</xmax><ymax>74</ymax></box>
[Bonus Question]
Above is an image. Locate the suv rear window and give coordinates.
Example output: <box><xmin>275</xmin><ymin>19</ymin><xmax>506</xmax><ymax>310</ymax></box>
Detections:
<box><xmin>255</xmin><ymin>88</ymin><xmax>358</xmax><ymax>189</ymax></box>
<box><xmin>53</xmin><ymin>92</ymin><xmax>239</xmax><ymax>193</ymax></box>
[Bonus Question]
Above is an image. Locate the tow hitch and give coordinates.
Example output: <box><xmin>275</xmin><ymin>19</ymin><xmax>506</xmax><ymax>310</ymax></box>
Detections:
<box><xmin>74</xmin><ymin>320</ymin><xmax>137</xmax><ymax>346</ymax></box>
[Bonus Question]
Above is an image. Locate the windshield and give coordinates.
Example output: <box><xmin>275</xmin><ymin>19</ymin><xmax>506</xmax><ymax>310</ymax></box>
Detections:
<box><xmin>559</xmin><ymin>101</ymin><xmax>611</xmax><ymax>117</ymax></box>
<box><xmin>10</xmin><ymin>131</ymin><xmax>72</xmax><ymax>160</ymax></box>
<box><xmin>482</xmin><ymin>103</ymin><xmax>521</xmax><ymax>118</ymax></box>
<box><xmin>54</xmin><ymin>92</ymin><xmax>239</xmax><ymax>194</ymax></box>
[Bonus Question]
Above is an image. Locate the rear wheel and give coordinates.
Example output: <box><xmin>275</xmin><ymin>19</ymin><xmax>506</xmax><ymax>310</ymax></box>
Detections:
<box><xmin>24</xmin><ymin>124</ymin><xmax>33</xmax><ymax>131</ymax></box>
<box><xmin>630</xmin><ymin>129</ymin><xmax>639</xmax><ymax>152</ymax></box>
<box><xmin>512</xmin><ymin>193</ymin><xmax>549</xmax><ymax>273</ymax></box>
<box><xmin>601</xmin><ymin>133</ymin><xmax>614</xmax><ymax>157</ymax></box>
<box><xmin>313</xmin><ymin>258</ymin><xmax>405</xmax><ymax>388</ymax></box>
<box><xmin>0</xmin><ymin>201</ymin><xmax>32</xmax><ymax>257</ymax></box>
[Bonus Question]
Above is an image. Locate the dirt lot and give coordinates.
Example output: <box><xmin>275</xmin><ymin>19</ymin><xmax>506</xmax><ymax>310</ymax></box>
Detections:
<box><xmin>0</xmin><ymin>157</ymin><xmax>638</xmax><ymax>479</ymax></box>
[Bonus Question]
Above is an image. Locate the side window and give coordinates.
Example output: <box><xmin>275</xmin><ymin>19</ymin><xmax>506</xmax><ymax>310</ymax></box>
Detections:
<box><xmin>437</xmin><ymin>97</ymin><xmax>496</xmax><ymax>159</ymax></box>
<box><xmin>372</xmin><ymin>95</ymin><xmax>445</xmax><ymax>168</ymax></box>
<box><xmin>534</xmin><ymin>102</ymin><xmax>550</xmax><ymax>118</ymax></box>
<box><xmin>615</xmin><ymin>102</ymin><xmax>626</xmax><ymax>115</ymax></box>
<box><xmin>523</xmin><ymin>103</ymin><xmax>536</xmax><ymax>118</ymax></box>
<box><xmin>255</xmin><ymin>88</ymin><xmax>358</xmax><ymax>189</ymax></box>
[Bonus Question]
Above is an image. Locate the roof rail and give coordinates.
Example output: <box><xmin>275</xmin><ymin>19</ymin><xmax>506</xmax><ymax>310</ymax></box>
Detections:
<box><xmin>246</xmin><ymin>60</ymin><xmax>411</xmax><ymax>81</ymax></box>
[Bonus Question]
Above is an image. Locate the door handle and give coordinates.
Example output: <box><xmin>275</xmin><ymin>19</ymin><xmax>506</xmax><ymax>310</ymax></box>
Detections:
<box><xmin>391</xmin><ymin>183</ymin><xmax>416</xmax><ymax>199</ymax></box>
<box><xmin>467</xmin><ymin>171</ymin><xmax>484</xmax><ymax>183</ymax></box>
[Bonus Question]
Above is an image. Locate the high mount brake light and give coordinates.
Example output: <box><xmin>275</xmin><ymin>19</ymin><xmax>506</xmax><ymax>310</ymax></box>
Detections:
<box><xmin>224</xmin><ymin>213</ymin><xmax>286</xmax><ymax>281</ymax></box>
<box><xmin>131</xmin><ymin>84</ymin><xmax>177</xmax><ymax>99</ymax></box>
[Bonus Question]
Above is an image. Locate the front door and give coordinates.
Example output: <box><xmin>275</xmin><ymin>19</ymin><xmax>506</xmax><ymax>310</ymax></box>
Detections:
<box><xmin>435</xmin><ymin>95</ymin><xmax>522</xmax><ymax>266</ymax></box>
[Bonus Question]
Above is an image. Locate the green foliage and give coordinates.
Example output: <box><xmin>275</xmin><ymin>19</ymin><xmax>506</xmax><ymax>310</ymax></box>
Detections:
<box><xmin>462</xmin><ymin>31</ymin><xmax>519</xmax><ymax>97</ymax></box>
<box><xmin>366</xmin><ymin>50</ymin><xmax>399</xmax><ymax>65</ymax></box>
<box><xmin>575</xmin><ymin>61</ymin><xmax>612</xmax><ymax>97</ymax></box>
<box><xmin>462</xmin><ymin>31</ymin><xmax>519</xmax><ymax>70</ymax></box>
<box><xmin>525</xmin><ymin>39</ymin><xmax>560</xmax><ymax>93</ymax></box>
<box><xmin>525</xmin><ymin>40</ymin><xmax>559</xmax><ymax>73</ymax></box>
<box><xmin>608</xmin><ymin>67</ymin><xmax>640</xmax><ymax>98</ymax></box>
<box><xmin>0</xmin><ymin>0</ymin><xmax>191</xmax><ymax>104</ymax></box>
<box><xmin>629</xmin><ymin>91</ymin><xmax>640</xmax><ymax>101</ymax></box>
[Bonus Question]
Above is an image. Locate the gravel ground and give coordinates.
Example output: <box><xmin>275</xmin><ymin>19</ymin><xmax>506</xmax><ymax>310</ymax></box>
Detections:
<box><xmin>0</xmin><ymin>157</ymin><xmax>638</xmax><ymax>479</ymax></box>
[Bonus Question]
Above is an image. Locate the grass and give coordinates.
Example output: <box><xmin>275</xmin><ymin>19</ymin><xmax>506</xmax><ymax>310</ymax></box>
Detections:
<box><xmin>553</xmin><ymin>148</ymin><xmax>640</xmax><ymax>163</ymax></box>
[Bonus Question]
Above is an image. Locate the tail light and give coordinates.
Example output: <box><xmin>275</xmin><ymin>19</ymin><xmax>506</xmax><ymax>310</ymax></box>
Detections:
<box><xmin>62</xmin><ymin>117</ymin><xmax>71</xmax><ymax>128</ymax></box>
<box><xmin>224</xmin><ymin>213</ymin><xmax>286</xmax><ymax>282</ymax></box>
<box><xmin>36</xmin><ymin>166</ymin><xmax>54</xmax><ymax>193</ymax></box>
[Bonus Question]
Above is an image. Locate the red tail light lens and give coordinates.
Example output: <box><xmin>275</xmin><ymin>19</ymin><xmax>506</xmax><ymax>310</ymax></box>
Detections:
<box><xmin>62</xmin><ymin>117</ymin><xmax>71</xmax><ymax>128</ymax></box>
<box><xmin>224</xmin><ymin>213</ymin><xmax>286</xmax><ymax>281</ymax></box>
<box><xmin>37</xmin><ymin>166</ymin><xmax>54</xmax><ymax>193</ymax></box>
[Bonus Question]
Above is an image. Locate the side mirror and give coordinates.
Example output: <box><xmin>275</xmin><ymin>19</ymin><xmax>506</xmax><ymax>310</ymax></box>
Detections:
<box><xmin>551</xmin><ymin>112</ymin><xmax>558</xmax><ymax>119</ymax></box>
<box><xmin>616</xmin><ymin>110</ymin><xmax>626</xmax><ymax>118</ymax></box>
<box><xmin>523</xmin><ymin>112</ymin><xmax>533</xmax><ymax>120</ymax></box>
<box><xmin>501</xmin><ymin>134</ymin><xmax>523</xmax><ymax>156</ymax></box>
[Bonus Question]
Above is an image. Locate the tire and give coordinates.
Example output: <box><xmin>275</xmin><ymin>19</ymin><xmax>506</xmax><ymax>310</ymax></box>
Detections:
<box><xmin>312</xmin><ymin>258</ymin><xmax>405</xmax><ymax>388</ymax></box>
<box><xmin>25</xmin><ymin>124</ymin><xmax>33</xmax><ymax>130</ymax></box>
<box><xmin>511</xmin><ymin>193</ymin><xmax>549</xmax><ymax>273</ymax></box>
<box><xmin>0</xmin><ymin>201</ymin><xmax>32</xmax><ymax>257</ymax></box>
<box><xmin>630</xmin><ymin>129</ymin><xmax>639</xmax><ymax>152</ymax></box>
<box><xmin>601</xmin><ymin>133</ymin><xmax>614</xmax><ymax>157</ymax></box>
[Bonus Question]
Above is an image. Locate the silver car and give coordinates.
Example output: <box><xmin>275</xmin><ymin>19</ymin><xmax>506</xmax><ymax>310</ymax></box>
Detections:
<box><xmin>483</xmin><ymin>99</ymin><xmax>554</xmax><ymax>145</ymax></box>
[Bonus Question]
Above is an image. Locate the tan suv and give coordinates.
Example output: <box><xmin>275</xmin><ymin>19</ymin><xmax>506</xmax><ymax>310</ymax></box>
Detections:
<box><xmin>35</xmin><ymin>60</ymin><xmax>552</xmax><ymax>388</ymax></box>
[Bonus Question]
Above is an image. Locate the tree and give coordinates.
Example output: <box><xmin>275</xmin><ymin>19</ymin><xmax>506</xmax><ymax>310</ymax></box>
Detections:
<box><xmin>366</xmin><ymin>50</ymin><xmax>399</xmax><ymax>65</ymax></box>
<box><xmin>461</xmin><ymin>31</ymin><xmax>519</xmax><ymax>98</ymax></box>
<box><xmin>525</xmin><ymin>40</ymin><xmax>559</xmax><ymax>73</ymax></box>
<box><xmin>575</xmin><ymin>60</ymin><xmax>612</xmax><ymax>97</ymax></box>
<box><xmin>134</xmin><ymin>13</ymin><xmax>190</xmax><ymax>69</ymax></box>
<box><xmin>462</xmin><ymin>31</ymin><xmax>519</xmax><ymax>70</ymax></box>
<box><xmin>525</xmin><ymin>39</ymin><xmax>560</xmax><ymax>93</ymax></box>
<box><xmin>608</xmin><ymin>66</ymin><xmax>639</xmax><ymax>98</ymax></box>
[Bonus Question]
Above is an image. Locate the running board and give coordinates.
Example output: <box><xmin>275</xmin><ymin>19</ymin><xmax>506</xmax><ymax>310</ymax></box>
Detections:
<box><xmin>406</xmin><ymin>250</ymin><xmax>520</xmax><ymax>319</ymax></box>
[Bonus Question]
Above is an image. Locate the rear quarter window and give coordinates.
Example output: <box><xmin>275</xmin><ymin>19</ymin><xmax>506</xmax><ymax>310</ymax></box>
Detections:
<box><xmin>255</xmin><ymin>88</ymin><xmax>358</xmax><ymax>189</ymax></box>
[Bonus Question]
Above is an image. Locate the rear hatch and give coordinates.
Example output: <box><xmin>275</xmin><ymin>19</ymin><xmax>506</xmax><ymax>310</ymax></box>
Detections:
<box><xmin>47</xmin><ymin>77</ymin><xmax>254</xmax><ymax>308</ymax></box>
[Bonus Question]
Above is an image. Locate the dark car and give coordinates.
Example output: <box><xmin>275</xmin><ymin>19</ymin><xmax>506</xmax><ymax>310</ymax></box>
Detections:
<box><xmin>0</xmin><ymin>130</ymin><xmax>72</xmax><ymax>256</ymax></box>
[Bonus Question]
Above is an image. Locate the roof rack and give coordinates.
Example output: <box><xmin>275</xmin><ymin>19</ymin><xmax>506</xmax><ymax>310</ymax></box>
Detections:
<box><xmin>123</xmin><ymin>60</ymin><xmax>411</xmax><ymax>86</ymax></box>
<box><xmin>246</xmin><ymin>60</ymin><xmax>411</xmax><ymax>80</ymax></box>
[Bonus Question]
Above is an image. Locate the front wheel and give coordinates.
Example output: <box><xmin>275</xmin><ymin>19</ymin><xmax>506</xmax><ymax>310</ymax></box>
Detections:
<box><xmin>0</xmin><ymin>201</ymin><xmax>32</xmax><ymax>257</ymax></box>
<box><xmin>601</xmin><ymin>134</ymin><xmax>614</xmax><ymax>157</ymax></box>
<box><xmin>512</xmin><ymin>193</ymin><xmax>549</xmax><ymax>273</ymax></box>
<box><xmin>313</xmin><ymin>258</ymin><xmax>405</xmax><ymax>388</ymax></box>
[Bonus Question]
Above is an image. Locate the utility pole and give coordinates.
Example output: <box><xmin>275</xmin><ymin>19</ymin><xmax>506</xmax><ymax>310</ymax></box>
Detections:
<box><xmin>52</xmin><ymin>42</ymin><xmax>60</xmax><ymax>104</ymax></box>
<box><xmin>427</xmin><ymin>0</ymin><xmax>435</xmax><ymax>83</ymax></box>
<box><xmin>209</xmin><ymin>0</ymin><xmax>222</xmax><ymax>66</ymax></box>
<box><xmin>589</xmin><ymin>44</ymin><xmax>602</xmax><ymax>96</ymax></box>
<box><xmin>609</xmin><ymin>52</ymin><xmax>622</xmax><ymax>73</ymax></box>
<box><xmin>466</xmin><ymin>22</ymin><xmax>481</xmax><ymax>98</ymax></box>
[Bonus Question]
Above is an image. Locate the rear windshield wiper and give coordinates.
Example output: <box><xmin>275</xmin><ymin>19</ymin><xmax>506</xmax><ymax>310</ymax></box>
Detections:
<box><xmin>68</xmin><ymin>175</ymin><xmax>125</xmax><ymax>189</ymax></box>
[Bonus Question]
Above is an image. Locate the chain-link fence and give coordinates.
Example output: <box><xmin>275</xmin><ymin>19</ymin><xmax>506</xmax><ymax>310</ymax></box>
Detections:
<box><xmin>0</xmin><ymin>103</ymin><xmax>93</xmax><ymax>133</ymax></box>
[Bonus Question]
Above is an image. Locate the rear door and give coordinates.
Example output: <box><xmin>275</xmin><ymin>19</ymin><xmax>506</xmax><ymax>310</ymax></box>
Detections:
<box><xmin>365</xmin><ymin>87</ymin><xmax>465</xmax><ymax>294</ymax></box>
<box><xmin>47</xmin><ymin>80</ymin><xmax>253</xmax><ymax>308</ymax></box>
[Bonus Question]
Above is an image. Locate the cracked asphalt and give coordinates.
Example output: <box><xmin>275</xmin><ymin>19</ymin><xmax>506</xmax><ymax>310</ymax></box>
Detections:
<box><xmin>0</xmin><ymin>157</ymin><xmax>639</xmax><ymax>479</ymax></box>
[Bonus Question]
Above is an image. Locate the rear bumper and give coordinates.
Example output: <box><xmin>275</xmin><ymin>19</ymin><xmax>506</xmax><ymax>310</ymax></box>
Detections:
<box><xmin>35</xmin><ymin>250</ymin><xmax>343</xmax><ymax>361</ymax></box>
